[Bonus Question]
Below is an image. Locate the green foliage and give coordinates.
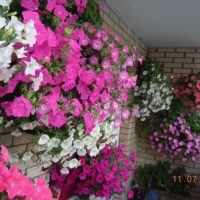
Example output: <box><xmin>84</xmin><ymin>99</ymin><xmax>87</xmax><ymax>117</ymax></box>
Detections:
<box><xmin>136</xmin><ymin>58</ymin><xmax>166</xmax><ymax>90</ymax></box>
<box><xmin>133</xmin><ymin>162</ymin><xmax>195</xmax><ymax>199</ymax></box>
<box><xmin>186</xmin><ymin>112</ymin><xmax>200</xmax><ymax>134</ymax></box>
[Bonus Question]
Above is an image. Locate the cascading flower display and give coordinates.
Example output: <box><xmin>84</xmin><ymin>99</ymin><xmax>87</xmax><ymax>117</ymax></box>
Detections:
<box><xmin>50</xmin><ymin>145</ymin><xmax>136</xmax><ymax>199</ymax></box>
<box><xmin>0</xmin><ymin>145</ymin><xmax>52</xmax><ymax>200</ymax></box>
<box><xmin>172</xmin><ymin>72</ymin><xmax>200</xmax><ymax>109</ymax></box>
<box><xmin>133</xmin><ymin>58</ymin><xmax>173</xmax><ymax>121</ymax></box>
<box><xmin>0</xmin><ymin>0</ymin><xmax>140</xmax><ymax>172</ymax></box>
<box><xmin>149</xmin><ymin>116</ymin><xmax>200</xmax><ymax>162</ymax></box>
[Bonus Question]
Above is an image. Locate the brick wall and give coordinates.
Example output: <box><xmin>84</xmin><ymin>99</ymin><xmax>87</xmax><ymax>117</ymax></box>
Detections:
<box><xmin>135</xmin><ymin>48</ymin><xmax>200</xmax><ymax>200</ymax></box>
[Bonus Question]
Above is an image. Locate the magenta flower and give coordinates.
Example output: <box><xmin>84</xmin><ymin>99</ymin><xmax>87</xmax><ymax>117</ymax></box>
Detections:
<box><xmin>54</xmin><ymin>5</ymin><xmax>69</xmax><ymax>20</ymax></box>
<box><xmin>128</xmin><ymin>190</ymin><xmax>134</xmax><ymax>199</ymax></box>
<box><xmin>72</xmin><ymin>98</ymin><xmax>83</xmax><ymax>117</ymax></box>
<box><xmin>80</xmin><ymin>69</ymin><xmax>96</xmax><ymax>85</ymax></box>
<box><xmin>122</xmin><ymin>109</ymin><xmax>130</xmax><ymax>120</ymax></box>
<box><xmin>0</xmin><ymin>145</ymin><xmax>10</xmax><ymax>163</ymax></box>
<box><xmin>49</xmin><ymin>110</ymin><xmax>67</xmax><ymax>128</ymax></box>
<box><xmin>122</xmin><ymin>45</ymin><xmax>129</xmax><ymax>54</ymax></box>
<box><xmin>2</xmin><ymin>96</ymin><xmax>32</xmax><ymax>118</ymax></box>
<box><xmin>75</xmin><ymin>0</ymin><xmax>88</xmax><ymax>13</ymax></box>
<box><xmin>84</xmin><ymin>112</ymin><xmax>95</xmax><ymax>133</ymax></box>
<box><xmin>89</xmin><ymin>56</ymin><xmax>99</xmax><ymax>66</ymax></box>
<box><xmin>102</xmin><ymin>60</ymin><xmax>111</xmax><ymax>69</ymax></box>
<box><xmin>46</xmin><ymin>0</ymin><xmax>56</xmax><ymax>11</ymax></box>
<box><xmin>21</xmin><ymin>0</ymin><xmax>39</xmax><ymax>11</ymax></box>
<box><xmin>92</xmin><ymin>39</ymin><xmax>103</xmax><ymax>51</ymax></box>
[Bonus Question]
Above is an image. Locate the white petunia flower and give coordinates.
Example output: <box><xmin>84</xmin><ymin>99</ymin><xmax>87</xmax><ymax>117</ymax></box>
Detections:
<box><xmin>68</xmin><ymin>158</ymin><xmax>79</xmax><ymax>168</ymax></box>
<box><xmin>22</xmin><ymin>152</ymin><xmax>33</xmax><ymax>162</ymax></box>
<box><xmin>23</xmin><ymin>20</ymin><xmax>37</xmax><ymax>47</ymax></box>
<box><xmin>6</xmin><ymin>16</ymin><xmax>24</xmax><ymax>36</ymax></box>
<box><xmin>0</xmin><ymin>0</ymin><xmax>12</xmax><ymax>7</ymax></box>
<box><xmin>60</xmin><ymin>168</ymin><xmax>69</xmax><ymax>175</ymax></box>
<box><xmin>52</xmin><ymin>154</ymin><xmax>61</xmax><ymax>163</ymax></box>
<box><xmin>14</xmin><ymin>47</ymin><xmax>27</xmax><ymax>58</ymax></box>
<box><xmin>24</xmin><ymin>57</ymin><xmax>41</xmax><ymax>76</ymax></box>
<box><xmin>11</xmin><ymin>129</ymin><xmax>22</xmax><ymax>137</ymax></box>
<box><xmin>60</xmin><ymin>148</ymin><xmax>72</xmax><ymax>157</ymax></box>
<box><xmin>77</xmin><ymin>148</ymin><xmax>86</xmax><ymax>156</ymax></box>
<box><xmin>0</xmin><ymin>43</ymin><xmax>14</xmax><ymax>68</ymax></box>
<box><xmin>0</xmin><ymin>17</ymin><xmax>6</xmax><ymax>28</ymax></box>
<box><xmin>38</xmin><ymin>134</ymin><xmax>49</xmax><ymax>145</ymax></box>
<box><xmin>90</xmin><ymin>147</ymin><xmax>99</xmax><ymax>157</ymax></box>
<box><xmin>47</xmin><ymin>137</ymin><xmax>61</xmax><ymax>150</ymax></box>
<box><xmin>61</xmin><ymin>139</ymin><xmax>72</xmax><ymax>149</ymax></box>
<box><xmin>73</xmin><ymin>140</ymin><xmax>84</xmax><ymax>149</ymax></box>
<box><xmin>31</xmin><ymin>72</ymin><xmax>43</xmax><ymax>91</ymax></box>
<box><xmin>40</xmin><ymin>153</ymin><xmax>52</xmax><ymax>162</ymax></box>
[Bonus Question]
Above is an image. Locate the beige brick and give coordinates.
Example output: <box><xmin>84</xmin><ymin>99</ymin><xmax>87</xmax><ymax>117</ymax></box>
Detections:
<box><xmin>0</xmin><ymin>134</ymin><xmax>13</xmax><ymax>147</ymax></box>
<box><xmin>195</xmin><ymin>163</ymin><xmax>200</xmax><ymax>169</ymax></box>
<box><xmin>119</xmin><ymin>19</ymin><xmax>128</xmax><ymax>32</ymax></box>
<box><xmin>103</xmin><ymin>5</ymin><xmax>110</xmax><ymax>15</ymax></box>
<box><xmin>173</xmin><ymin>68</ymin><xmax>192</xmax><ymax>74</ymax></box>
<box><xmin>136</xmin><ymin>157</ymin><xmax>146</xmax><ymax>164</ymax></box>
<box><xmin>145</xmin><ymin>159</ymin><xmax>157</xmax><ymax>165</ymax></box>
<box><xmin>157</xmin><ymin>48</ymin><xmax>175</xmax><ymax>52</ymax></box>
<box><xmin>193</xmin><ymin>68</ymin><xmax>200</xmax><ymax>73</ymax></box>
<box><xmin>175</xmin><ymin>159</ymin><xmax>195</xmax><ymax>168</ymax></box>
<box><xmin>194</xmin><ymin>58</ymin><xmax>200</xmax><ymax>63</ymax></box>
<box><xmin>109</xmin><ymin>10</ymin><xmax>119</xmax><ymax>23</ymax></box>
<box><xmin>148</xmin><ymin>52</ymin><xmax>165</xmax><ymax>58</ymax></box>
<box><xmin>166</xmin><ymin>53</ymin><xmax>184</xmax><ymax>57</ymax></box>
<box><xmin>186</xmin><ymin>53</ymin><xmax>200</xmax><ymax>58</ymax></box>
<box><xmin>183</xmin><ymin>63</ymin><xmax>200</xmax><ymax>68</ymax></box>
<box><xmin>157</xmin><ymin>57</ymin><xmax>173</xmax><ymax>63</ymax></box>
<box><xmin>186</xmin><ymin>167</ymin><xmax>200</xmax><ymax>175</ymax></box>
<box><xmin>113</xmin><ymin>23</ymin><xmax>123</xmax><ymax>35</ymax></box>
<box><xmin>9</xmin><ymin>144</ymin><xmax>27</xmax><ymax>153</ymax></box>
<box><xmin>174</xmin><ymin>58</ymin><xmax>193</xmax><ymax>63</ymax></box>
<box><xmin>164</xmin><ymin>68</ymin><xmax>172</xmax><ymax>73</ymax></box>
<box><xmin>164</xmin><ymin>63</ymin><xmax>182</xmax><ymax>68</ymax></box>
<box><xmin>176</xmin><ymin>48</ymin><xmax>196</xmax><ymax>53</ymax></box>
<box><xmin>26</xmin><ymin>164</ymin><xmax>46</xmax><ymax>178</ymax></box>
<box><xmin>103</xmin><ymin>13</ymin><xmax>114</xmax><ymax>27</ymax></box>
<box><xmin>148</xmin><ymin>48</ymin><xmax>156</xmax><ymax>53</ymax></box>
<box><xmin>138</xmin><ymin>152</ymin><xmax>155</xmax><ymax>160</ymax></box>
<box><xmin>13</xmin><ymin>134</ymin><xmax>33</xmax><ymax>145</ymax></box>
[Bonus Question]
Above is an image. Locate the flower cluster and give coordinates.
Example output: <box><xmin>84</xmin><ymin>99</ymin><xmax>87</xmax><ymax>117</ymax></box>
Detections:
<box><xmin>50</xmin><ymin>145</ymin><xmax>136</xmax><ymax>199</ymax></box>
<box><xmin>172</xmin><ymin>73</ymin><xmax>200</xmax><ymax>109</ymax></box>
<box><xmin>0</xmin><ymin>0</ymin><xmax>37</xmax><ymax>84</ymax></box>
<box><xmin>149</xmin><ymin>117</ymin><xmax>200</xmax><ymax>162</ymax></box>
<box><xmin>0</xmin><ymin>0</ymin><xmax>141</xmax><ymax>169</ymax></box>
<box><xmin>134</xmin><ymin>59</ymin><xmax>173</xmax><ymax>121</ymax></box>
<box><xmin>0</xmin><ymin>145</ymin><xmax>52</xmax><ymax>200</ymax></box>
<box><xmin>22</xmin><ymin>120</ymin><xmax>119</xmax><ymax>170</ymax></box>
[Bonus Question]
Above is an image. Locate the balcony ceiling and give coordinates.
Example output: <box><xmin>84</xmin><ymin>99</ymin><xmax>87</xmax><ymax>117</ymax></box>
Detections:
<box><xmin>107</xmin><ymin>0</ymin><xmax>200</xmax><ymax>47</ymax></box>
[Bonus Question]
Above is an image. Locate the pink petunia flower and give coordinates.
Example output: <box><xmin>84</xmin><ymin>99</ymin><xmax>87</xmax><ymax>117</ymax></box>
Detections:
<box><xmin>54</xmin><ymin>5</ymin><xmax>69</xmax><ymax>20</ymax></box>
<box><xmin>49</xmin><ymin>110</ymin><xmax>67</xmax><ymax>128</ymax></box>
<box><xmin>84</xmin><ymin>112</ymin><xmax>95</xmax><ymax>133</ymax></box>
<box><xmin>92</xmin><ymin>39</ymin><xmax>103</xmax><ymax>51</ymax></box>
<box><xmin>89</xmin><ymin>56</ymin><xmax>99</xmax><ymax>66</ymax></box>
<box><xmin>21</xmin><ymin>0</ymin><xmax>40</xmax><ymax>11</ymax></box>
<box><xmin>0</xmin><ymin>145</ymin><xmax>10</xmax><ymax>164</ymax></box>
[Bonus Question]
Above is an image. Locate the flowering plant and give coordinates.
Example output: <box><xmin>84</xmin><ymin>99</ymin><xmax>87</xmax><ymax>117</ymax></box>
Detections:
<box><xmin>131</xmin><ymin>161</ymin><xmax>195</xmax><ymax>200</ymax></box>
<box><xmin>172</xmin><ymin>73</ymin><xmax>200</xmax><ymax>109</ymax></box>
<box><xmin>0</xmin><ymin>0</ymin><xmax>141</xmax><ymax>169</ymax></box>
<box><xmin>149</xmin><ymin>116</ymin><xmax>200</xmax><ymax>162</ymax></box>
<box><xmin>0</xmin><ymin>145</ymin><xmax>52</xmax><ymax>200</ymax></box>
<box><xmin>50</xmin><ymin>145</ymin><xmax>136</xmax><ymax>199</ymax></box>
<box><xmin>133</xmin><ymin>58</ymin><xmax>173</xmax><ymax>121</ymax></box>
